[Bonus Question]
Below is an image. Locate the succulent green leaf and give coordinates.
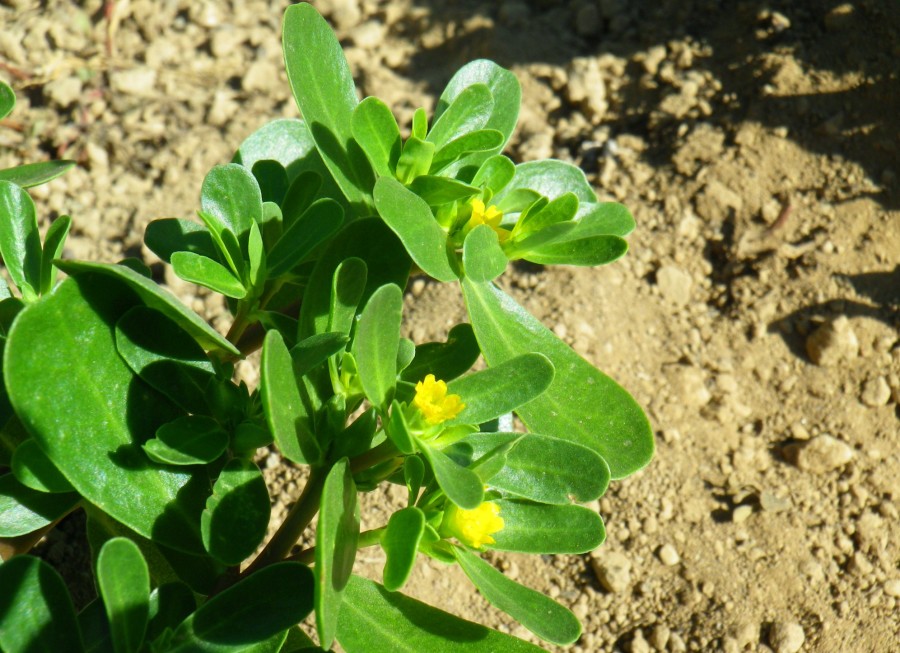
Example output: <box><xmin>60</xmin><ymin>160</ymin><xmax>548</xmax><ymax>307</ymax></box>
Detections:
<box><xmin>171</xmin><ymin>251</ymin><xmax>247</xmax><ymax>299</ymax></box>
<box><xmin>0</xmin><ymin>160</ymin><xmax>76</xmax><ymax>188</ymax></box>
<box><xmin>0</xmin><ymin>556</ymin><xmax>84</xmax><ymax>653</ymax></box>
<box><xmin>331</xmin><ymin>408</ymin><xmax>377</xmax><ymax>460</ymax></box>
<box><xmin>0</xmin><ymin>80</ymin><xmax>14</xmax><ymax>119</ymax></box>
<box><xmin>404</xmin><ymin>455</ymin><xmax>425</xmax><ymax>504</ymax></box>
<box><xmin>267</xmin><ymin>198</ymin><xmax>344</xmax><ymax>278</ymax></box>
<box><xmin>299</xmin><ymin>217</ymin><xmax>410</xmax><ymax>339</ymax></box>
<box><xmin>247</xmin><ymin>221</ymin><xmax>267</xmax><ymax>289</ymax></box>
<box><xmin>146</xmin><ymin>583</ymin><xmax>196</xmax><ymax>644</ymax></box>
<box><xmin>76</xmin><ymin>598</ymin><xmax>114</xmax><ymax>653</ymax></box>
<box><xmin>495</xmin><ymin>188</ymin><xmax>542</xmax><ymax>214</ymax></box>
<box><xmin>201</xmin><ymin>459</ymin><xmax>270</xmax><ymax>566</ymax></box>
<box><xmin>351</xmin><ymin>97</ymin><xmax>401</xmax><ymax>178</ymax></box>
<box><xmin>316</xmin><ymin>458</ymin><xmax>360</xmax><ymax>650</ymax></box>
<box><xmin>4</xmin><ymin>275</ymin><xmax>208</xmax><ymax>552</ymax></box>
<box><xmin>55</xmin><ymin>260</ymin><xmax>239</xmax><ymax>355</ymax></box>
<box><xmin>401</xmin><ymin>323</ymin><xmax>479</xmax><ymax>383</ymax></box>
<box><xmin>143</xmin><ymin>218</ymin><xmax>218</xmax><ymax>263</ymax></box>
<box><xmin>411</xmin><ymin>108</ymin><xmax>428</xmax><ymax>140</ymax></box>
<box><xmin>115</xmin><ymin>306</ymin><xmax>216</xmax><ymax>415</ymax></box>
<box><xmin>435</xmin><ymin>61</ymin><xmax>521</xmax><ymax>171</ymax></box>
<box><xmin>200</xmin><ymin>163</ymin><xmax>263</xmax><ymax>246</ymax></box>
<box><xmin>143</xmin><ymin>416</ymin><xmax>228</xmax><ymax>466</ymax></box>
<box><xmin>291</xmin><ymin>332</ymin><xmax>349</xmax><ymax>378</ymax></box>
<box><xmin>39</xmin><ymin>214</ymin><xmax>70</xmax><ymax>295</ymax></box>
<box><xmin>283</xmin><ymin>3</ymin><xmax>373</xmax><ymax>214</ymax></box>
<box><xmin>454</xmin><ymin>547</ymin><xmax>581</xmax><ymax>645</ymax></box>
<box><xmin>251</xmin><ymin>159</ymin><xmax>289</xmax><ymax>205</ymax></box>
<box><xmin>234</xmin><ymin>118</ymin><xmax>319</xmax><ymax>183</ymax></box>
<box><xmin>523</xmin><ymin>234</ymin><xmax>629</xmax><ymax>267</ymax></box>
<box><xmin>418</xmin><ymin>442</ymin><xmax>483</xmax><ymax>510</ymax></box>
<box><xmin>0</xmin><ymin>180</ymin><xmax>41</xmax><ymax>299</ymax></box>
<box><xmin>196</xmin><ymin>210</ymin><xmax>243</xmax><ymax>278</ymax></box>
<box><xmin>260</xmin><ymin>330</ymin><xmax>322</xmax><ymax>466</ymax></box>
<box><xmin>0</xmin><ymin>473</ymin><xmax>79</xmax><ymax>536</ymax></box>
<box><xmin>513</xmin><ymin>192</ymin><xmax>578</xmax><ymax>238</ymax></box>
<box><xmin>382</xmin><ymin>507</ymin><xmax>425</xmax><ymax>591</ymax></box>
<box><xmin>462</xmin><ymin>279</ymin><xmax>653</xmax><ymax>479</ymax></box>
<box><xmin>426</xmin><ymin>84</ymin><xmax>493</xmax><ymax>151</ymax></box>
<box><xmin>167</xmin><ymin>562</ymin><xmax>314</xmax><ymax>652</ymax></box>
<box><xmin>497</xmin><ymin>160</ymin><xmax>597</xmax><ymax>204</ymax></box>
<box><xmin>471</xmin><ymin>155</ymin><xmax>516</xmax><ymax>195</ymax></box>
<box><xmin>572</xmin><ymin>201</ymin><xmax>636</xmax><ymax>237</ymax></box>
<box><xmin>232</xmin><ymin>421</ymin><xmax>274</xmax><ymax>458</ymax></box>
<box><xmin>447</xmin><ymin>353</ymin><xmax>553</xmax><ymax>426</ymax></box>
<box><xmin>462</xmin><ymin>224</ymin><xmax>506</xmax><ymax>282</ymax></box>
<box><xmin>466</xmin><ymin>432</ymin><xmax>610</xmax><ymax>503</ymax></box>
<box><xmin>490</xmin><ymin>500</ymin><xmax>605</xmax><ymax>554</ymax></box>
<box><xmin>328</xmin><ymin>257</ymin><xmax>367</xmax><ymax>336</ymax></box>
<box><xmin>395</xmin><ymin>136</ymin><xmax>435</xmax><ymax>185</ymax></box>
<box><xmin>373</xmin><ymin>177</ymin><xmax>456</xmax><ymax>282</ymax></box>
<box><xmin>337</xmin><ymin>575</ymin><xmax>544</xmax><ymax>652</ymax></box>
<box><xmin>11</xmin><ymin>438</ymin><xmax>74</xmax><ymax>493</ymax></box>
<box><xmin>407</xmin><ymin>175</ymin><xmax>480</xmax><ymax>206</ymax></box>
<box><xmin>430</xmin><ymin>129</ymin><xmax>504</xmax><ymax>174</ymax></box>
<box><xmin>385</xmin><ymin>400</ymin><xmax>415</xmax><ymax>454</ymax></box>
<box><xmin>97</xmin><ymin>538</ymin><xmax>150</xmax><ymax>653</ymax></box>
<box><xmin>353</xmin><ymin>283</ymin><xmax>403</xmax><ymax>410</ymax></box>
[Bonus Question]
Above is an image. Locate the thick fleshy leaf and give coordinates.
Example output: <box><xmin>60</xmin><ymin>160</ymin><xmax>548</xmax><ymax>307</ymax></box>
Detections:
<box><xmin>328</xmin><ymin>257</ymin><xmax>367</xmax><ymax>337</ymax></box>
<box><xmin>0</xmin><ymin>80</ymin><xmax>14</xmax><ymax>119</ymax></box>
<box><xmin>0</xmin><ymin>180</ymin><xmax>41</xmax><ymax>299</ymax></box>
<box><xmin>407</xmin><ymin>175</ymin><xmax>480</xmax><ymax>206</ymax></box>
<box><xmin>39</xmin><ymin>214</ymin><xmax>70</xmax><ymax>294</ymax></box>
<box><xmin>430</xmin><ymin>129</ymin><xmax>504</xmax><ymax>174</ymax></box>
<box><xmin>200</xmin><ymin>163</ymin><xmax>263</xmax><ymax>245</ymax></box>
<box><xmin>434</xmin><ymin>61</ymin><xmax>521</xmax><ymax>171</ymax></box>
<box><xmin>385</xmin><ymin>400</ymin><xmax>415</xmax><ymax>454</ymax></box>
<box><xmin>489</xmin><ymin>500</ymin><xmax>605</xmax><ymax>554</ymax></box>
<box><xmin>427</xmin><ymin>84</ymin><xmax>493</xmax><ymax>151</ymax></box>
<box><xmin>251</xmin><ymin>160</ymin><xmax>289</xmax><ymax>205</ymax></box>
<box><xmin>171</xmin><ymin>251</ymin><xmax>247</xmax><ymax>299</ymax></box>
<box><xmin>512</xmin><ymin>192</ymin><xmax>578</xmax><ymax>238</ymax></box>
<box><xmin>572</xmin><ymin>201</ymin><xmax>636</xmax><ymax>237</ymax></box>
<box><xmin>454</xmin><ymin>547</ymin><xmax>581</xmax><ymax>645</ymax></box>
<box><xmin>267</xmin><ymin>198</ymin><xmax>344</xmax><ymax>278</ymax></box>
<box><xmin>373</xmin><ymin>177</ymin><xmax>456</xmax><ymax>282</ymax></box>
<box><xmin>283</xmin><ymin>3</ymin><xmax>372</xmax><ymax>214</ymax></box>
<box><xmin>0</xmin><ymin>160</ymin><xmax>76</xmax><ymax>188</ymax></box>
<box><xmin>316</xmin><ymin>459</ymin><xmax>360</xmax><ymax>650</ymax></box>
<box><xmin>0</xmin><ymin>556</ymin><xmax>84</xmax><ymax>653</ymax></box>
<box><xmin>55</xmin><ymin>260</ymin><xmax>239</xmax><ymax>355</ymax></box>
<box><xmin>461</xmin><ymin>279</ymin><xmax>653</xmax><ymax>479</ymax></box>
<box><xmin>522</xmin><ymin>234</ymin><xmax>628</xmax><ymax>267</ymax></box>
<box><xmin>404</xmin><ymin>456</ymin><xmax>425</xmax><ymax>504</ymax></box>
<box><xmin>401</xmin><ymin>323</ymin><xmax>479</xmax><ymax>383</ymax></box>
<box><xmin>411</xmin><ymin>108</ymin><xmax>428</xmax><ymax>140</ymax></box>
<box><xmin>419</xmin><ymin>442</ymin><xmax>483</xmax><ymax>510</ymax></box>
<box><xmin>97</xmin><ymin>538</ymin><xmax>150</xmax><ymax>653</ymax></box>
<box><xmin>351</xmin><ymin>97</ymin><xmax>401</xmax><ymax>178</ymax></box>
<box><xmin>143</xmin><ymin>416</ymin><xmax>228</xmax><ymax>466</ymax></box>
<box><xmin>4</xmin><ymin>275</ymin><xmax>208</xmax><ymax>552</ymax></box>
<box><xmin>168</xmin><ymin>562</ymin><xmax>314</xmax><ymax>652</ymax></box>
<box><xmin>471</xmin><ymin>155</ymin><xmax>516</xmax><ymax>195</ymax></box>
<box><xmin>382</xmin><ymin>506</ymin><xmax>425</xmax><ymax>591</ymax></box>
<box><xmin>260</xmin><ymin>330</ymin><xmax>322</xmax><ymax>465</ymax></box>
<box><xmin>146</xmin><ymin>583</ymin><xmax>196</xmax><ymax>644</ymax></box>
<box><xmin>447</xmin><ymin>353</ymin><xmax>553</xmax><ymax>426</ymax></box>
<box><xmin>337</xmin><ymin>575</ymin><xmax>543</xmax><ymax>653</ymax></box>
<box><xmin>77</xmin><ymin>598</ymin><xmax>114</xmax><ymax>653</ymax></box>
<box><xmin>234</xmin><ymin>118</ymin><xmax>319</xmax><ymax>183</ymax></box>
<box><xmin>10</xmin><ymin>438</ymin><xmax>74</xmax><ymax>493</ymax></box>
<box><xmin>298</xmin><ymin>218</ymin><xmax>410</xmax><ymax>339</ymax></box>
<box><xmin>353</xmin><ymin>283</ymin><xmax>403</xmax><ymax>411</ymax></box>
<box><xmin>496</xmin><ymin>160</ymin><xmax>597</xmax><ymax>204</ymax></box>
<box><xmin>143</xmin><ymin>218</ymin><xmax>218</xmax><ymax>263</ymax></box>
<box><xmin>395</xmin><ymin>136</ymin><xmax>434</xmax><ymax>185</ymax></box>
<box><xmin>462</xmin><ymin>224</ymin><xmax>506</xmax><ymax>282</ymax></box>
<box><xmin>201</xmin><ymin>459</ymin><xmax>270</xmax><ymax>566</ymax></box>
<box><xmin>0</xmin><ymin>473</ymin><xmax>79</xmax><ymax>536</ymax></box>
<box><xmin>115</xmin><ymin>306</ymin><xmax>216</xmax><ymax>415</ymax></box>
<box><xmin>465</xmin><ymin>432</ymin><xmax>610</xmax><ymax>503</ymax></box>
<box><xmin>291</xmin><ymin>332</ymin><xmax>349</xmax><ymax>377</ymax></box>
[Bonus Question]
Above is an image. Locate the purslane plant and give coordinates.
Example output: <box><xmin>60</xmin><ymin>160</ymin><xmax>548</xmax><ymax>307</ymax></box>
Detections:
<box><xmin>0</xmin><ymin>4</ymin><xmax>653</xmax><ymax>652</ymax></box>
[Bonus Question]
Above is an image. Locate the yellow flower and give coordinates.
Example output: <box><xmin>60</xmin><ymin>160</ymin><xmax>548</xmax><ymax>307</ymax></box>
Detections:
<box><xmin>443</xmin><ymin>501</ymin><xmax>504</xmax><ymax>549</ymax></box>
<box><xmin>413</xmin><ymin>374</ymin><xmax>465</xmax><ymax>425</ymax></box>
<box><xmin>465</xmin><ymin>198</ymin><xmax>509</xmax><ymax>242</ymax></box>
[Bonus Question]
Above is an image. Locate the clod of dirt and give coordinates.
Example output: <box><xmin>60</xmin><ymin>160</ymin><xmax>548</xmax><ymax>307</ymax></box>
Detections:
<box><xmin>805</xmin><ymin>316</ymin><xmax>860</xmax><ymax>366</ymax></box>
<box><xmin>768</xmin><ymin>621</ymin><xmax>805</xmax><ymax>653</ymax></box>
<box><xmin>656</xmin><ymin>265</ymin><xmax>693</xmax><ymax>306</ymax></box>
<box><xmin>657</xmin><ymin>543</ymin><xmax>680</xmax><ymax>566</ymax></box>
<box><xmin>792</xmin><ymin>434</ymin><xmax>854</xmax><ymax>474</ymax></box>
<box><xmin>860</xmin><ymin>376</ymin><xmax>891</xmax><ymax>407</ymax></box>
<box><xmin>590</xmin><ymin>550</ymin><xmax>632</xmax><ymax>593</ymax></box>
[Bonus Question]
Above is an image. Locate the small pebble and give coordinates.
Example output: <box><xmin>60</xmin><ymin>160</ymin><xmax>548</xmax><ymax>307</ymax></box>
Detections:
<box><xmin>590</xmin><ymin>550</ymin><xmax>632</xmax><ymax>593</ymax></box>
<box><xmin>768</xmin><ymin>621</ymin><xmax>805</xmax><ymax>653</ymax></box>
<box><xmin>794</xmin><ymin>434</ymin><xmax>854</xmax><ymax>474</ymax></box>
<box><xmin>806</xmin><ymin>316</ymin><xmax>859</xmax><ymax>366</ymax></box>
<box><xmin>656</xmin><ymin>265</ymin><xmax>693</xmax><ymax>306</ymax></box>
<box><xmin>732</xmin><ymin>505</ymin><xmax>753</xmax><ymax>523</ymax></box>
<box><xmin>884</xmin><ymin>579</ymin><xmax>900</xmax><ymax>598</ymax></box>
<box><xmin>658</xmin><ymin>544</ymin><xmax>680</xmax><ymax>566</ymax></box>
<box><xmin>860</xmin><ymin>376</ymin><xmax>891</xmax><ymax>407</ymax></box>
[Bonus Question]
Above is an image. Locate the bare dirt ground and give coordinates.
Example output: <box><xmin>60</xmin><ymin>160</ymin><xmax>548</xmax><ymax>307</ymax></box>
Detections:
<box><xmin>2</xmin><ymin>1</ymin><xmax>898</xmax><ymax>651</ymax></box>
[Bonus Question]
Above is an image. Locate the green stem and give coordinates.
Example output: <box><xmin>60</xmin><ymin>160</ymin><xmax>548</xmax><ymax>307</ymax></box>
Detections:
<box><xmin>288</xmin><ymin>526</ymin><xmax>385</xmax><ymax>565</ymax></box>
<box><xmin>244</xmin><ymin>467</ymin><xmax>326</xmax><ymax>575</ymax></box>
<box><xmin>349</xmin><ymin>439</ymin><xmax>401</xmax><ymax>474</ymax></box>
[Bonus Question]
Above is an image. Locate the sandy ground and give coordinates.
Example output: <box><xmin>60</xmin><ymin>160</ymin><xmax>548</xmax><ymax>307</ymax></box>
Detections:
<box><xmin>2</xmin><ymin>1</ymin><xmax>898</xmax><ymax>651</ymax></box>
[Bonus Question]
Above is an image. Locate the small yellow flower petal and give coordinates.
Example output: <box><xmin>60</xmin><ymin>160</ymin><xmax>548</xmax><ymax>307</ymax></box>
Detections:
<box><xmin>413</xmin><ymin>374</ymin><xmax>465</xmax><ymax>425</ymax></box>
<box><xmin>465</xmin><ymin>198</ymin><xmax>509</xmax><ymax>242</ymax></box>
<box><xmin>444</xmin><ymin>501</ymin><xmax>504</xmax><ymax>549</ymax></box>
